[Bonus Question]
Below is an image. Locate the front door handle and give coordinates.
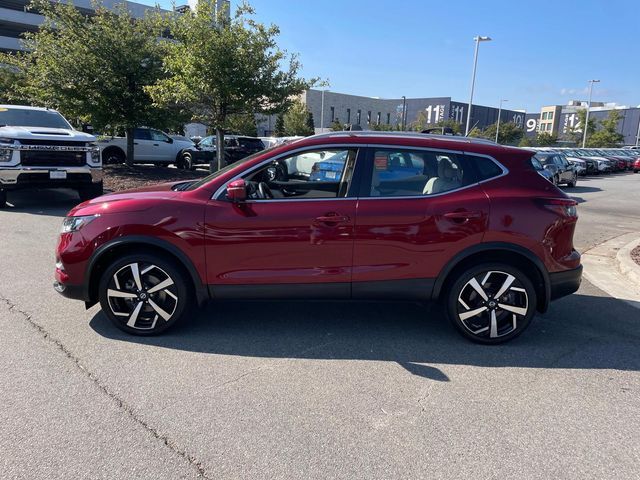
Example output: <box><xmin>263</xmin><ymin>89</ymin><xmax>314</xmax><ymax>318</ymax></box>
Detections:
<box><xmin>315</xmin><ymin>214</ymin><xmax>350</xmax><ymax>224</ymax></box>
<box><xmin>443</xmin><ymin>211</ymin><xmax>482</xmax><ymax>221</ymax></box>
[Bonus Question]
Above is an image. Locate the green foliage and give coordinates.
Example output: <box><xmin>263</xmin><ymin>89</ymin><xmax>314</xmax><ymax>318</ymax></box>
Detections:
<box><xmin>283</xmin><ymin>100</ymin><xmax>314</xmax><ymax>136</ymax></box>
<box><xmin>569</xmin><ymin>109</ymin><xmax>596</xmax><ymax>144</ymax></box>
<box><xmin>330</xmin><ymin>120</ymin><xmax>343</xmax><ymax>131</ymax></box>
<box><xmin>146</xmin><ymin>0</ymin><xmax>313</xmax><ymax>170</ymax></box>
<box><xmin>536</xmin><ymin>132</ymin><xmax>558</xmax><ymax>146</ymax></box>
<box><xmin>518</xmin><ymin>136</ymin><xmax>534</xmax><ymax>147</ymax></box>
<box><xmin>0</xmin><ymin>0</ymin><xmax>176</xmax><ymax>165</ymax></box>
<box><xmin>0</xmin><ymin>64</ymin><xmax>29</xmax><ymax>104</ymax></box>
<box><xmin>306</xmin><ymin>110</ymin><xmax>315</xmax><ymax>133</ymax></box>
<box><xmin>410</xmin><ymin>111</ymin><xmax>429</xmax><ymax>131</ymax></box>
<box><xmin>274</xmin><ymin>113</ymin><xmax>285</xmax><ymax>136</ymax></box>
<box><xmin>225</xmin><ymin>114</ymin><xmax>258</xmax><ymax>137</ymax></box>
<box><xmin>481</xmin><ymin>122</ymin><xmax>524</xmax><ymax>145</ymax></box>
<box><xmin>370</xmin><ymin>123</ymin><xmax>397</xmax><ymax>131</ymax></box>
<box><xmin>587</xmin><ymin>110</ymin><xmax>625</xmax><ymax>147</ymax></box>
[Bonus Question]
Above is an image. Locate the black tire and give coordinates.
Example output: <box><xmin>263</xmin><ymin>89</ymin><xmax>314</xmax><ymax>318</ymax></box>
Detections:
<box><xmin>445</xmin><ymin>263</ymin><xmax>537</xmax><ymax>344</ymax></box>
<box><xmin>98</xmin><ymin>253</ymin><xmax>193</xmax><ymax>335</ymax></box>
<box><xmin>78</xmin><ymin>181</ymin><xmax>104</xmax><ymax>202</ymax></box>
<box><xmin>102</xmin><ymin>148</ymin><xmax>125</xmax><ymax>165</ymax></box>
<box><xmin>179</xmin><ymin>152</ymin><xmax>194</xmax><ymax>170</ymax></box>
<box><xmin>567</xmin><ymin>173</ymin><xmax>577</xmax><ymax>188</ymax></box>
<box><xmin>0</xmin><ymin>190</ymin><xmax>6</xmax><ymax>208</ymax></box>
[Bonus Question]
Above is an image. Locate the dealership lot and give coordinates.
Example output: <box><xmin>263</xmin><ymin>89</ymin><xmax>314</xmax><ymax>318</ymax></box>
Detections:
<box><xmin>1</xmin><ymin>173</ymin><xmax>640</xmax><ymax>479</ymax></box>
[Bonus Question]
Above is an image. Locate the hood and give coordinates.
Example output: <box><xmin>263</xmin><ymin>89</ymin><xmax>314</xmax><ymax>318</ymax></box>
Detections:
<box><xmin>0</xmin><ymin>125</ymin><xmax>96</xmax><ymax>142</ymax></box>
<box><xmin>68</xmin><ymin>182</ymin><xmax>182</xmax><ymax>217</ymax></box>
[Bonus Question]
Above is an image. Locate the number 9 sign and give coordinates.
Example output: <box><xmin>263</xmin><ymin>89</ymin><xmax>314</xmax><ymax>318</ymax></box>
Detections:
<box><xmin>526</xmin><ymin>119</ymin><xmax>538</xmax><ymax>132</ymax></box>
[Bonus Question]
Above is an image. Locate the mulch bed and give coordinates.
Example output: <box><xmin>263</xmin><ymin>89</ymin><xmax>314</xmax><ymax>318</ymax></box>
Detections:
<box><xmin>103</xmin><ymin>164</ymin><xmax>209</xmax><ymax>192</ymax></box>
<box><xmin>632</xmin><ymin>245</ymin><xmax>640</xmax><ymax>267</ymax></box>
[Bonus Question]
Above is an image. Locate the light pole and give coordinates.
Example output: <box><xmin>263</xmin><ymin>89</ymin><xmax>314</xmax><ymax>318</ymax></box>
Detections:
<box><xmin>401</xmin><ymin>96</ymin><xmax>407</xmax><ymax>130</ymax></box>
<box><xmin>320</xmin><ymin>89</ymin><xmax>327</xmax><ymax>133</ymax></box>
<box><xmin>582</xmin><ymin>79</ymin><xmax>600</xmax><ymax>148</ymax></box>
<box><xmin>495</xmin><ymin>99</ymin><xmax>508</xmax><ymax>143</ymax></box>
<box><xmin>465</xmin><ymin>35</ymin><xmax>492</xmax><ymax>136</ymax></box>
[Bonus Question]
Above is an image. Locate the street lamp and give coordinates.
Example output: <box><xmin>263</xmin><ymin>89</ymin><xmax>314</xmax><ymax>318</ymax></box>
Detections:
<box><xmin>401</xmin><ymin>96</ymin><xmax>407</xmax><ymax>130</ymax></box>
<box><xmin>320</xmin><ymin>89</ymin><xmax>328</xmax><ymax>133</ymax></box>
<box><xmin>495</xmin><ymin>99</ymin><xmax>508</xmax><ymax>143</ymax></box>
<box><xmin>582</xmin><ymin>79</ymin><xmax>600</xmax><ymax>148</ymax></box>
<box><xmin>465</xmin><ymin>35</ymin><xmax>492</xmax><ymax>136</ymax></box>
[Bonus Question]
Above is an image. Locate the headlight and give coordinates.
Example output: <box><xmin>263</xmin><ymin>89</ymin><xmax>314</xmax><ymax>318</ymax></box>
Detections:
<box><xmin>61</xmin><ymin>215</ymin><xmax>98</xmax><ymax>233</ymax></box>
<box><xmin>88</xmin><ymin>143</ymin><xmax>101</xmax><ymax>164</ymax></box>
<box><xmin>0</xmin><ymin>148</ymin><xmax>11</xmax><ymax>162</ymax></box>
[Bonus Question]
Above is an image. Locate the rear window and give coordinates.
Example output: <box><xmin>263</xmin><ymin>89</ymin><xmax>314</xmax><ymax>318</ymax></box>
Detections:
<box><xmin>470</xmin><ymin>155</ymin><xmax>504</xmax><ymax>181</ymax></box>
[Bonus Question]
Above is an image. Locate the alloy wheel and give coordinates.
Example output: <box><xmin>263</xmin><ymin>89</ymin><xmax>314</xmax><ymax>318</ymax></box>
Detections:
<box><xmin>106</xmin><ymin>262</ymin><xmax>178</xmax><ymax>331</ymax></box>
<box><xmin>456</xmin><ymin>270</ymin><xmax>529</xmax><ymax>339</ymax></box>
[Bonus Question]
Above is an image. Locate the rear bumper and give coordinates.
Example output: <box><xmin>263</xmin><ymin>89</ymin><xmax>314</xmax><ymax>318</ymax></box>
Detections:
<box><xmin>549</xmin><ymin>265</ymin><xmax>583</xmax><ymax>301</ymax></box>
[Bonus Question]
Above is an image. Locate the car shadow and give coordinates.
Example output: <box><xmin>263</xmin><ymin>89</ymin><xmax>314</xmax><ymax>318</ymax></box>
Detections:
<box><xmin>1</xmin><ymin>188</ymin><xmax>80</xmax><ymax>217</ymax></box>
<box><xmin>564</xmin><ymin>185</ymin><xmax>602</xmax><ymax>194</ymax></box>
<box><xmin>89</xmin><ymin>292</ymin><xmax>640</xmax><ymax>382</ymax></box>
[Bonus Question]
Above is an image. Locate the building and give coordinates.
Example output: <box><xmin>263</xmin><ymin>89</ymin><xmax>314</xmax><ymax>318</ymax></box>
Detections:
<box><xmin>525</xmin><ymin>101</ymin><xmax>640</xmax><ymax>145</ymax></box>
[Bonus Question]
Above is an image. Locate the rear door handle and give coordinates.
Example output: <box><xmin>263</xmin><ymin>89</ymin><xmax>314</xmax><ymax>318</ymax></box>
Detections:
<box><xmin>443</xmin><ymin>211</ymin><xmax>482</xmax><ymax>220</ymax></box>
<box><xmin>315</xmin><ymin>214</ymin><xmax>350</xmax><ymax>224</ymax></box>
<box><xmin>153</xmin><ymin>143</ymin><xmax>160</xmax><ymax>146</ymax></box>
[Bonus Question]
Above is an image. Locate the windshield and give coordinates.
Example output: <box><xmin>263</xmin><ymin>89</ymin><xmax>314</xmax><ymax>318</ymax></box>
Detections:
<box><xmin>0</xmin><ymin>107</ymin><xmax>72</xmax><ymax>129</ymax></box>
<box><xmin>186</xmin><ymin>145</ymin><xmax>280</xmax><ymax>191</ymax></box>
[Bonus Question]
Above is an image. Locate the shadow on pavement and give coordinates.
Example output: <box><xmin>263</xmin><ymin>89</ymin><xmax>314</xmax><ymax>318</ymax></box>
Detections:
<box><xmin>90</xmin><ymin>292</ymin><xmax>640</xmax><ymax>382</ymax></box>
<box><xmin>1</xmin><ymin>189</ymin><xmax>80</xmax><ymax>217</ymax></box>
<box><xmin>565</xmin><ymin>185</ymin><xmax>602</xmax><ymax>194</ymax></box>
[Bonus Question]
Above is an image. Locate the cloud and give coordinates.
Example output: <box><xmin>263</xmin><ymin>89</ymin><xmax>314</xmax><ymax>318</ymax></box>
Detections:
<box><xmin>560</xmin><ymin>87</ymin><xmax>589</xmax><ymax>96</ymax></box>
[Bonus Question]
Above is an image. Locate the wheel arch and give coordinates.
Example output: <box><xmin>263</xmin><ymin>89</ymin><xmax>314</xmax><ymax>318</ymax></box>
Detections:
<box><xmin>433</xmin><ymin>242</ymin><xmax>551</xmax><ymax>313</ymax></box>
<box><xmin>101</xmin><ymin>146</ymin><xmax>126</xmax><ymax>163</ymax></box>
<box><xmin>84</xmin><ymin>236</ymin><xmax>208</xmax><ymax>308</ymax></box>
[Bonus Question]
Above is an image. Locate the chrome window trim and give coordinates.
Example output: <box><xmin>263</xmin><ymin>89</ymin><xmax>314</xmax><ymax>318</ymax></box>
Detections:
<box><xmin>211</xmin><ymin>143</ymin><xmax>508</xmax><ymax>202</ymax></box>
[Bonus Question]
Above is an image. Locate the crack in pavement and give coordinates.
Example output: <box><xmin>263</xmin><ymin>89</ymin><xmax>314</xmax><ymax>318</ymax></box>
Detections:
<box><xmin>0</xmin><ymin>293</ymin><xmax>213</xmax><ymax>480</ymax></box>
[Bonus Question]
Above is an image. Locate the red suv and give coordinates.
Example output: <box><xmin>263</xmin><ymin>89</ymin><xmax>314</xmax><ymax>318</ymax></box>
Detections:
<box><xmin>54</xmin><ymin>132</ymin><xmax>582</xmax><ymax>344</ymax></box>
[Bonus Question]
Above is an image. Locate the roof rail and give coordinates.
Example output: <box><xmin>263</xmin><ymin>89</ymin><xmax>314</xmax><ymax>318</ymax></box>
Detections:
<box><xmin>308</xmin><ymin>130</ymin><xmax>499</xmax><ymax>146</ymax></box>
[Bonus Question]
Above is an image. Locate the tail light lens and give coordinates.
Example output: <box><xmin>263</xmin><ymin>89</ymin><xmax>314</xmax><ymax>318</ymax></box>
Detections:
<box><xmin>538</xmin><ymin>198</ymin><xmax>578</xmax><ymax>218</ymax></box>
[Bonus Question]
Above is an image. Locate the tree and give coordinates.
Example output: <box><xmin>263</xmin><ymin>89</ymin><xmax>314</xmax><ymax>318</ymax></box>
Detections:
<box><xmin>0</xmin><ymin>65</ymin><xmax>29</xmax><ymax>104</ymax></box>
<box><xmin>587</xmin><ymin>110</ymin><xmax>624</xmax><ymax>147</ymax></box>
<box><xmin>225</xmin><ymin>114</ymin><xmax>258</xmax><ymax>137</ymax></box>
<box><xmin>330</xmin><ymin>120</ymin><xmax>343</xmax><ymax>131</ymax></box>
<box><xmin>147</xmin><ymin>1</ymin><xmax>312</xmax><ymax>171</ymax></box>
<box><xmin>306</xmin><ymin>110</ymin><xmax>315</xmax><ymax>133</ymax></box>
<box><xmin>480</xmin><ymin>122</ymin><xmax>524</xmax><ymax>145</ymax></box>
<box><xmin>282</xmin><ymin>99</ymin><xmax>314</xmax><ymax>136</ymax></box>
<box><xmin>518</xmin><ymin>136</ymin><xmax>534</xmax><ymax>148</ymax></box>
<box><xmin>536</xmin><ymin>132</ymin><xmax>558</xmax><ymax>146</ymax></box>
<box><xmin>1</xmin><ymin>0</ymin><xmax>172</xmax><ymax>166</ymax></box>
<box><xmin>275</xmin><ymin>113</ymin><xmax>286</xmax><ymax>136</ymax></box>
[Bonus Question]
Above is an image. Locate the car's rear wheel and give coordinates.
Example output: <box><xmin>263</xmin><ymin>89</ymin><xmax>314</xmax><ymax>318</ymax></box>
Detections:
<box><xmin>103</xmin><ymin>148</ymin><xmax>125</xmax><ymax>165</ymax></box>
<box><xmin>446</xmin><ymin>263</ymin><xmax>537</xmax><ymax>344</ymax></box>
<box><xmin>98</xmin><ymin>253</ymin><xmax>192</xmax><ymax>335</ymax></box>
<box><xmin>0</xmin><ymin>190</ymin><xmax>6</xmax><ymax>208</ymax></box>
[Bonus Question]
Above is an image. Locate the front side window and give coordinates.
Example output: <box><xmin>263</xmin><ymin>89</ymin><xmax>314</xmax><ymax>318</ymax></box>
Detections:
<box><xmin>240</xmin><ymin>148</ymin><xmax>357</xmax><ymax>200</ymax></box>
<box><xmin>365</xmin><ymin>149</ymin><xmax>473</xmax><ymax>197</ymax></box>
<box><xmin>150</xmin><ymin>130</ymin><xmax>169</xmax><ymax>142</ymax></box>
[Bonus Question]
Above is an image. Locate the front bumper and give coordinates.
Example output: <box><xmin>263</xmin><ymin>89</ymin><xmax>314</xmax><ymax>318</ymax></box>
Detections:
<box><xmin>53</xmin><ymin>281</ymin><xmax>86</xmax><ymax>301</ymax></box>
<box><xmin>0</xmin><ymin>166</ymin><xmax>102</xmax><ymax>190</ymax></box>
<box><xmin>549</xmin><ymin>265</ymin><xmax>583</xmax><ymax>301</ymax></box>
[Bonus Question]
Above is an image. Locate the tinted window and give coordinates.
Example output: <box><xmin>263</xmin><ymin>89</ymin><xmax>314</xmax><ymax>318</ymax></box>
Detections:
<box><xmin>238</xmin><ymin>138</ymin><xmax>265</xmax><ymax>151</ymax></box>
<box><xmin>0</xmin><ymin>107</ymin><xmax>71</xmax><ymax>129</ymax></box>
<box><xmin>365</xmin><ymin>149</ymin><xmax>472</xmax><ymax>197</ymax></box>
<box><xmin>471</xmin><ymin>155</ymin><xmax>504</xmax><ymax>181</ymax></box>
<box><xmin>133</xmin><ymin>128</ymin><xmax>151</xmax><ymax>140</ymax></box>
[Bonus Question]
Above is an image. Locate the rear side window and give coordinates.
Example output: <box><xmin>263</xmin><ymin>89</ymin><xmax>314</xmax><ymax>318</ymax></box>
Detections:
<box><xmin>239</xmin><ymin>138</ymin><xmax>265</xmax><ymax>150</ymax></box>
<box><xmin>469</xmin><ymin>155</ymin><xmax>504</xmax><ymax>181</ymax></box>
<box><xmin>363</xmin><ymin>148</ymin><xmax>474</xmax><ymax>197</ymax></box>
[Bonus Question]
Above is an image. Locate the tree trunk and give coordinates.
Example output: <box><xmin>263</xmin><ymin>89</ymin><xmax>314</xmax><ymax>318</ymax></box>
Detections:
<box><xmin>212</xmin><ymin>127</ymin><xmax>225</xmax><ymax>173</ymax></box>
<box><xmin>125</xmin><ymin>127</ymin><xmax>135</xmax><ymax>168</ymax></box>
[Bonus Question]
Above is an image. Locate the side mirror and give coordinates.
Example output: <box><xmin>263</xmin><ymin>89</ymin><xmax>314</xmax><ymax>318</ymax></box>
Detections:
<box><xmin>227</xmin><ymin>179</ymin><xmax>247</xmax><ymax>202</ymax></box>
<box><xmin>166</xmin><ymin>137</ymin><xmax>174</xmax><ymax>144</ymax></box>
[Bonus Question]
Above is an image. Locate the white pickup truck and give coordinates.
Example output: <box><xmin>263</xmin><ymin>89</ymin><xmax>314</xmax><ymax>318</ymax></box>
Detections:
<box><xmin>98</xmin><ymin>127</ymin><xmax>196</xmax><ymax>166</ymax></box>
<box><xmin>0</xmin><ymin>105</ymin><xmax>102</xmax><ymax>208</ymax></box>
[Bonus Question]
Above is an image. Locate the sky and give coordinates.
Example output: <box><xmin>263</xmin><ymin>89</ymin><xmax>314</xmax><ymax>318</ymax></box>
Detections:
<box><xmin>137</xmin><ymin>0</ymin><xmax>639</xmax><ymax>113</ymax></box>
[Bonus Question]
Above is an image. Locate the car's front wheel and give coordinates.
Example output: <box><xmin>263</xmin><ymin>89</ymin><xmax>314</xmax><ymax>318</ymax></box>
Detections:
<box><xmin>98</xmin><ymin>253</ymin><xmax>192</xmax><ymax>335</ymax></box>
<box><xmin>0</xmin><ymin>190</ymin><xmax>6</xmax><ymax>208</ymax></box>
<box><xmin>446</xmin><ymin>263</ymin><xmax>537</xmax><ymax>344</ymax></box>
<box><xmin>567</xmin><ymin>173</ymin><xmax>577</xmax><ymax>188</ymax></box>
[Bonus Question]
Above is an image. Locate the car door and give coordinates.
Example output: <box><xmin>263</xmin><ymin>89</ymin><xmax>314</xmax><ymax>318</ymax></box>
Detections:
<box><xmin>204</xmin><ymin>146</ymin><xmax>361</xmax><ymax>298</ymax></box>
<box><xmin>149</xmin><ymin>129</ymin><xmax>176</xmax><ymax>163</ymax></box>
<box><xmin>351</xmin><ymin>147</ymin><xmax>491</xmax><ymax>300</ymax></box>
<box><xmin>132</xmin><ymin>128</ymin><xmax>153</xmax><ymax>161</ymax></box>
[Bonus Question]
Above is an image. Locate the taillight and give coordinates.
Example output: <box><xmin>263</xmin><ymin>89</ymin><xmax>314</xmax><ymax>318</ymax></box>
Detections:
<box><xmin>537</xmin><ymin>198</ymin><xmax>578</xmax><ymax>218</ymax></box>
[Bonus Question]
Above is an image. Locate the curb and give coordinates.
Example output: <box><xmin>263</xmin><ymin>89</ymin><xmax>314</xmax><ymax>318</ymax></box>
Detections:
<box><xmin>617</xmin><ymin>236</ymin><xmax>640</xmax><ymax>286</ymax></box>
<box><xmin>581</xmin><ymin>232</ymin><xmax>640</xmax><ymax>308</ymax></box>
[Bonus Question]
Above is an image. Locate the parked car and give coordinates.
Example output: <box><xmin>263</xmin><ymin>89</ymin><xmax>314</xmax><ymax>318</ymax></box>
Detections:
<box><xmin>99</xmin><ymin>127</ymin><xmax>195</xmax><ymax>166</ymax></box>
<box><xmin>54</xmin><ymin>131</ymin><xmax>582</xmax><ymax>344</ymax></box>
<box><xmin>531</xmin><ymin>155</ymin><xmax>554</xmax><ymax>182</ymax></box>
<box><xmin>534</xmin><ymin>152</ymin><xmax>578</xmax><ymax>187</ymax></box>
<box><xmin>566</xmin><ymin>158</ymin><xmax>586</xmax><ymax>176</ymax></box>
<box><xmin>0</xmin><ymin>104</ymin><xmax>102</xmax><ymax>208</ymax></box>
<box><xmin>187</xmin><ymin>135</ymin><xmax>266</xmax><ymax>168</ymax></box>
<box><xmin>634</xmin><ymin>158</ymin><xmax>640</xmax><ymax>173</ymax></box>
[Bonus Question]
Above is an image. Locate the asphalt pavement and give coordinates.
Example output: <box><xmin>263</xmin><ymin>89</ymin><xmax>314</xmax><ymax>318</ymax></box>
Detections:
<box><xmin>1</xmin><ymin>172</ymin><xmax>640</xmax><ymax>479</ymax></box>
